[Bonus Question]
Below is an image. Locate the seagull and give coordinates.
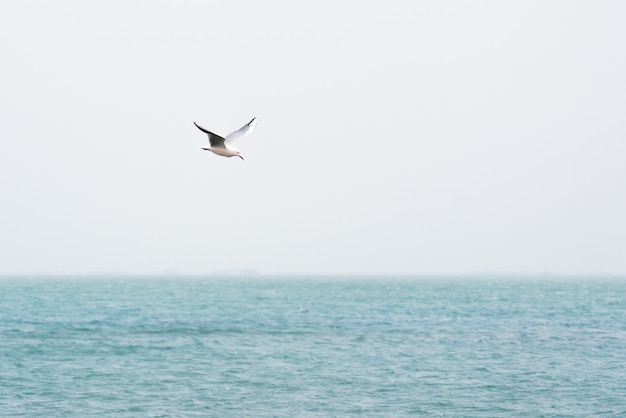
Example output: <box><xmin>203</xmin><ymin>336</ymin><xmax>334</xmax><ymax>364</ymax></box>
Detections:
<box><xmin>194</xmin><ymin>117</ymin><xmax>257</xmax><ymax>160</ymax></box>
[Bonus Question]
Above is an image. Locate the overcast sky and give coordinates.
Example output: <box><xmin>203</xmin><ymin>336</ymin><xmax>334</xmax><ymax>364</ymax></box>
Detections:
<box><xmin>1</xmin><ymin>1</ymin><xmax>625</xmax><ymax>275</ymax></box>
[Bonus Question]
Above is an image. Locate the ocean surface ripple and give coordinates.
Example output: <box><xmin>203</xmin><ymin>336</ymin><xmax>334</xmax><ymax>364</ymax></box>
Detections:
<box><xmin>1</xmin><ymin>276</ymin><xmax>625</xmax><ymax>417</ymax></box>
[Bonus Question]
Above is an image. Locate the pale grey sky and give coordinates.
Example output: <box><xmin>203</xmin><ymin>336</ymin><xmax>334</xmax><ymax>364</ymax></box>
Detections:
<box><xmin>1</xmin><ymin>1</ymin><xmax>625</xmax><ymax>275</ymax></box>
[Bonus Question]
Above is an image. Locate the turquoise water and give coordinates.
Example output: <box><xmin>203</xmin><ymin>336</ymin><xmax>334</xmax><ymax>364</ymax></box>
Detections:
<box><xmin>1</xmin><ymin>276</ymin><xmax>625</xmax><ymax>416</ymax></box>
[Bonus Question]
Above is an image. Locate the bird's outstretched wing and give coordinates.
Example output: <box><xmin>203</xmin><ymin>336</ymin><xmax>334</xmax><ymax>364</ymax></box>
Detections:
<box><xmin>225</xmin><ymin>117</ymin><xmax>257</xmax><ymax>145</ymax></box>
<box><xmin>194</xmin><ymin>122</ymin><xmax>226</xmax><ymax>148</ymax></box>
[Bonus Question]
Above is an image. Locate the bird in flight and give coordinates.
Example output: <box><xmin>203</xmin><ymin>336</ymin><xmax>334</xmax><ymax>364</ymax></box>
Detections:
<box><xmin>194</xmin><ymin>117</ymin><xmax>257</xmax><ymax>160</ymax></box>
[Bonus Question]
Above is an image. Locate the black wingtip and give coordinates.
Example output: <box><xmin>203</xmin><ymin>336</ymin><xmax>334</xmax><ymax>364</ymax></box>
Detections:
<box><xmin>194</xmin><ymin>121</ymin><xmax>209</xmax><ymax>134</ymax></box>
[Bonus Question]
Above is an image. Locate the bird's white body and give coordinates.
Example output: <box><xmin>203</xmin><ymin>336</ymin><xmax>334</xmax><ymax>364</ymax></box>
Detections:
<box><xmin>202</xmin><ymin>145</ymin><xmax>241</xmax><ymax>158</ymax></box>
<box><xmin>194</xmin><ymin>117</ymin><xmax>256</xmax><ymax>160</ymax></box>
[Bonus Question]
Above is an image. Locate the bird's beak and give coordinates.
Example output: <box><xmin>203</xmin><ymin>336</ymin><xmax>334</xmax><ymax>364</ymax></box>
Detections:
<box><xmin>239</xmin><ymin>155</ymin><xmax>244</xmax><ymax>160</ymax></box>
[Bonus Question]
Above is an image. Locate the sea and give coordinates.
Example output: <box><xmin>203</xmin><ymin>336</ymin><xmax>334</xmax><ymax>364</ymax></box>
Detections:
<box><xmin>1</xmin><ymin>275</ymin><xmax>625</xmax><ymax>417</ymax></box>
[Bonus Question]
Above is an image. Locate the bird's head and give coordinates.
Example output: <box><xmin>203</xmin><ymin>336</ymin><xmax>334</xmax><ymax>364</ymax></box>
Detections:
<box><xmin>236</xmin><ymin>151</ymin><xmax>244</xmax><ymax>160</ymax></box>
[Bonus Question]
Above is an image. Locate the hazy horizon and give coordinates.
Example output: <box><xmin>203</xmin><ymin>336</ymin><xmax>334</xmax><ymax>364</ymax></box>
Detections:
<box><xmin>1</xmin><ymin>270</ymin><xmax>624</xmax><ymax>279</ymax></box>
